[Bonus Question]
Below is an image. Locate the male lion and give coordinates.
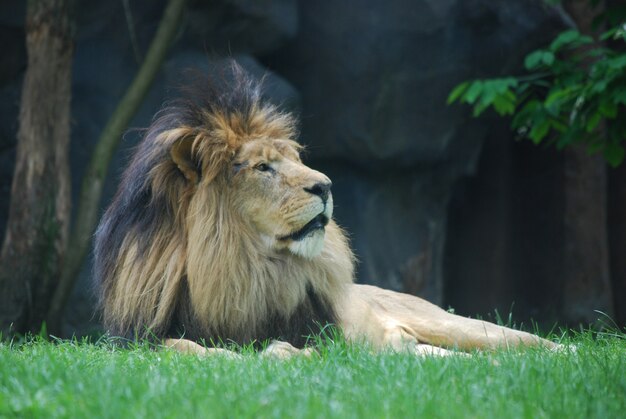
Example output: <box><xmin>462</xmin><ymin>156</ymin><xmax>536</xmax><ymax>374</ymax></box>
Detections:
<box><xmin>94</xmin><ymin>63</ymin><xmax>557</xmax><ymax>357</ymax></box>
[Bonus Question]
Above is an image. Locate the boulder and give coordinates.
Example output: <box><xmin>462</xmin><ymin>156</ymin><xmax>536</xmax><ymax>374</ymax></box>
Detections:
<box><xmin>185</xmin><ymin>0</ymin><xmax>297</xmax><ymax>55</ymax></box>
<box><xmin>265</xmin><ymin>0</ymin><xmax>567</xmax><ymax>302</ymax></box>
<box><xmin>0</xmin><ymin>0</ymin><xmax>569</xmax><ymax>332</ymax></box>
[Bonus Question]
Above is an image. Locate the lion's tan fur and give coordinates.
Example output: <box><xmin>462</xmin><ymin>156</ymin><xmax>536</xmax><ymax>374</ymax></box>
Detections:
<box><xmin>183</xmin><ymin>187</ymin><xmax>352</xmax><ymax>337</ymax></box>
<box><xmin>107</xmin><ymin>235</ymin><xmax>187</xmax><ymax>336</ymax></box>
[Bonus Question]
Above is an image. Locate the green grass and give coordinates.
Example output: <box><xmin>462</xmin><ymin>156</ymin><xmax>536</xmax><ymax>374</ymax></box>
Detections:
<box><xmin>0</xmin><ymin>332</ymin><xmax>625</xmax><ymax>419</ymax></box>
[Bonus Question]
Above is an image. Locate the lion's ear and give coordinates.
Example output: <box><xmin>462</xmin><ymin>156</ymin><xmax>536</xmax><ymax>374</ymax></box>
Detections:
<box><xmin>171</xmin><ymin>136</ymin><xmax>199</xmax><ymax>183</ymax></box>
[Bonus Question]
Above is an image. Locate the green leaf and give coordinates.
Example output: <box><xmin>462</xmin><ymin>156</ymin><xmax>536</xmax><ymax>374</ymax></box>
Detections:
<box><xmin>529</xmin><ymin>119</ymin><xmax>551</xmax><ymax>144</ymax></box>
<box><xmin>492</xmin><ymin>92</ymin><xmax>516</xmax><ymax>115</ymax></box>
<box><xmin>447</xmin><ymin>81</ymin><xmax>470</xmax><ymax>104</ymax></box>
<box><xmin>591</xmin><ymin>79</ymin><xmax>608</xmax><ymax>94</ymax></box>
<box><xmin>444</xmin><ymin>22</ymin><xmax>626</xmax><ymax>168</ymax></box>
<box><xmin>524</xmin><ymin>51</ymin><xmax>545</xmax><ymax>70</ymax></box>
<box><xmin>511</xmin><ymin>100</ymin><xmax>541</xmax><ymax>129</ymax></box>
<box><xmin>487</xmin><ymin>78</ymin><xmax>518</xmax><ymax>93</ymax></box>
<box><xmin>478</xmin><ymin>83</ymin><xmax>497</xmax><ymax>104</ymax></box>
<box><xmin>604</xmin><ymin>142</ymin><xmax>625</xmax><ymax>167</ymax></box>
<box><xmin>550</xmin><ymin>118</ymin><xmax>568</xmax><ymax>133</ymax></box>
<box><xmin>550</xmin><ymin>30</ymin><xmax>581</xmax><ymax>51</ymax></box>
<box><xmin>549</xmin><ymin>30</ymin><xmax>593</xmax><ymax>51</ymax></box>
<box><xmin>607</xmin><ymin>54</ymin><xmax>626</xmax><ymax>70</ymax></box>
<box><xmin>545</xmin><ymin>86</ymin><xmax>577</xmax><ymax>114</ymax></box>
<box><xmin>464</xmin><ymin>81</ymin><xmax>484</xmax><ymax>104</ymax></box>
<box><xmin>542</xmin><ymin>51</ymin><xmax>555</xmax><ymax>66</ymax></box>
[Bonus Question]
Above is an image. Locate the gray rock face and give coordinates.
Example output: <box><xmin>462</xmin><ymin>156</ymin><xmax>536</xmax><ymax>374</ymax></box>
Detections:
<box><xmin>0</xmin><ymin>0</ymin><xmax>301</xmax><ymax>335</ymax></box>
<box><xmin>265</xmin><ymin>0</ymin><xmax>566</xmax><ymax>301</ymax></box>
<box><xmin>185</xmin><ymin>0</ymin><xmax>297</xmax><ymax>54</ymax></box>
<box><xmin>0</xmin><ymin>0</ymin><xmax>567</xmax><ymax>333</ymax></box>
<box><xmin>270</xmin><ymin>0</ymin><xmax>565</xmax><ymax>167</ymax></box>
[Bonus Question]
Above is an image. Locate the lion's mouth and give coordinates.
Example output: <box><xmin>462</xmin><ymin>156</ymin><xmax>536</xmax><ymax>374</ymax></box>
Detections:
<box><xmin>279</xmin><ymin>214</ymin><xmax>329</xmax><ymax>242</ymax></box>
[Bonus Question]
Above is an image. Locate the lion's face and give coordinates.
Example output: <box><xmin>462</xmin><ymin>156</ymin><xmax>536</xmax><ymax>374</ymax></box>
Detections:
<box><xmin>230</xmin><ymin>138</ymin><xmax>333</xmax><ymax>258</ymax></box>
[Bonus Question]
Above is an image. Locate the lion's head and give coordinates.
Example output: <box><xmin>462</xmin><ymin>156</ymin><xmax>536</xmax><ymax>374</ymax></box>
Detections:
<box><xmin>94</xmin><ymin>63</ymin><xmax>354</xmax><ymax>346</ymax></box>
<box><xmin>175</xmin><ymin>130</ymin><xmax>334</xmax><ymax>260</ymax></box>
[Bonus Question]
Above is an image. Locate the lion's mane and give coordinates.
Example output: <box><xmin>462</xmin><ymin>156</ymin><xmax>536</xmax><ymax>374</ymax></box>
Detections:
<box><xmin>94</xmin><ymin>64</ymin><xmax>354</xmax><ymax>347</ymax></box>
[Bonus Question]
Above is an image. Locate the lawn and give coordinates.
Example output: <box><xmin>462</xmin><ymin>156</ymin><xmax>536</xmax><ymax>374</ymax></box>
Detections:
<box><xmin>0</xmin><ymin>332</ymin><xmax>624</xmax><ymax>419</ymax></box>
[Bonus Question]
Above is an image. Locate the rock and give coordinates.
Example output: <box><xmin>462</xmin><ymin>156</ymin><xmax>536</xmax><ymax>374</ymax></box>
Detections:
<box><xmin>0</xmin><ymin>0</ymin><xmax>569</xmax><ymax>331</ymax></box>
<box><xmin>268</xmin><ymin>0</ymin><xmax>565</xmax><ymax>168</ymax></box>
<box><xmin>314</xmin><ymin>161</ymin><xmax>455</xmax><ymax>303</ymax></box>
<box><xmin>164</xmin><ymin>51</ymin><xmax>300</xmax><ymax>111</ymax></box>
<box><xmin>0</xmin><ymin>0</ymin><xmax>25</xmax><ymax>27</ymax></box>
<box><xmin>266</xmin><ymin>0</ymin><xmax>567</xmax><ymax>302</ymax></box>
<box><xmin>185</xmin><ymin>0</ymin><xmax>297</xmax><ymax>55</ymax></box>
<box><xmin>0</xmin><ymin>25</ymin><xmax>25</xmax><ymax>88</ymax></box>
<box><xmin>0</xmin><ymin>0</ymin><xmax>301</xmax><ymax>336</ymax></box>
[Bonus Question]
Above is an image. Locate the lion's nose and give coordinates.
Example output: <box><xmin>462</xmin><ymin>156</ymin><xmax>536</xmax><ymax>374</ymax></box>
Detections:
<box><xmin>304</xmin><ymin>181</ymin><xmax>332</xmax><ymax>203</ymax></box>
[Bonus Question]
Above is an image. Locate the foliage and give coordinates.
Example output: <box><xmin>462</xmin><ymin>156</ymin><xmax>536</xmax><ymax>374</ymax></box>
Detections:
<box><xmin>1</xmin><ymin>332</ymin><xmax>625</xmax><ymax>418</ymax></box>
<box><xmin>448</xmin><ymin>25</ymin><xmax>626</xmax><ymax>167</ymax></box>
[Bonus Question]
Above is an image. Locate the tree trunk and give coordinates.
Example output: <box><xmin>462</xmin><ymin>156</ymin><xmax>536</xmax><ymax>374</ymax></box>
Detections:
<box><xmin>562</xmin><ymin>148</ymin><xmax>613</xmax><ymax>324</ymax></box>
<box><xmin>561</xmin><ymin>0</ymin><xmax>614</xmax><ymax>325</ymax></box>
<box><xmin>0</xmin><ymin>0</ymin><xmax>73</xmax><ymax>335</ymax></box>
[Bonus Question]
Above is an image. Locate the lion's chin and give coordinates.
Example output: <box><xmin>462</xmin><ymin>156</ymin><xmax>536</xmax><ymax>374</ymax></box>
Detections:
<box><xmin>287</xmin><ymin>229</ymin><xmax>325</xmax><ymax>259</ymax></box>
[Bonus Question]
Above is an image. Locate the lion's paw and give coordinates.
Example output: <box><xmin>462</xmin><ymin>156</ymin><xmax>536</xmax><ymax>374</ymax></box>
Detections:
<box><xmin>262</xmin><ymin>341</ymin><xmax>316</xmax><ymax>359</ymax></box>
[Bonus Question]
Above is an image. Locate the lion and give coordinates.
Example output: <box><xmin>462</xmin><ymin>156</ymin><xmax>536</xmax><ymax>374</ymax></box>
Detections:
<box><xmin>94</xmin><ymin>62</ymin><xmax>557</xmax><ymax>357</ymax></box>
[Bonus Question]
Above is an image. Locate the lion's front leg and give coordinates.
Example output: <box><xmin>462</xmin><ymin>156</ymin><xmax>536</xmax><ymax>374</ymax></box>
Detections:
<box><xmin>339</xmin><ymin>284</ymin><xmax>558</xmax><ymax>352</ymax></box>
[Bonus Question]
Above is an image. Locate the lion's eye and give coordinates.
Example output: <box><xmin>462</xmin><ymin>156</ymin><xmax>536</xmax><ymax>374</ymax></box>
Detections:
<box><xmin>255</xmin><ymin>163</ymin><xmax>271</xmax><ymax>172</ymax></box>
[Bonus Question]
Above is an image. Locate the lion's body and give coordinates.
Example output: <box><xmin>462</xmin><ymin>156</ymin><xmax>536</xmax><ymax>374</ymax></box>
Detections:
<box><xmin>95</xmin><ymin>63</ymin><xmax>556</xmax><ymax>354</ymax></box>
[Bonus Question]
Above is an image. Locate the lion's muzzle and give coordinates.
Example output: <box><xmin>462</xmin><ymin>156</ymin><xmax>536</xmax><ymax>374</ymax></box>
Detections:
<box><xmin>279</xmin><ymin>213</ymin><xmax>329</xmax><ymax>242</ymax></box>
<box><xmin>281</xmin><ymin>185</ymin><xmax>334</xmax><ymax>258</ymax></box>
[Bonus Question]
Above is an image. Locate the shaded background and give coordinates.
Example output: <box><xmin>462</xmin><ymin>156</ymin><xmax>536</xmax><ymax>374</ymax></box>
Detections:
<box><xmin>0</xmin><ymin>0</ymin><xmax>623</xmax><ymax>335</ymax></box>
